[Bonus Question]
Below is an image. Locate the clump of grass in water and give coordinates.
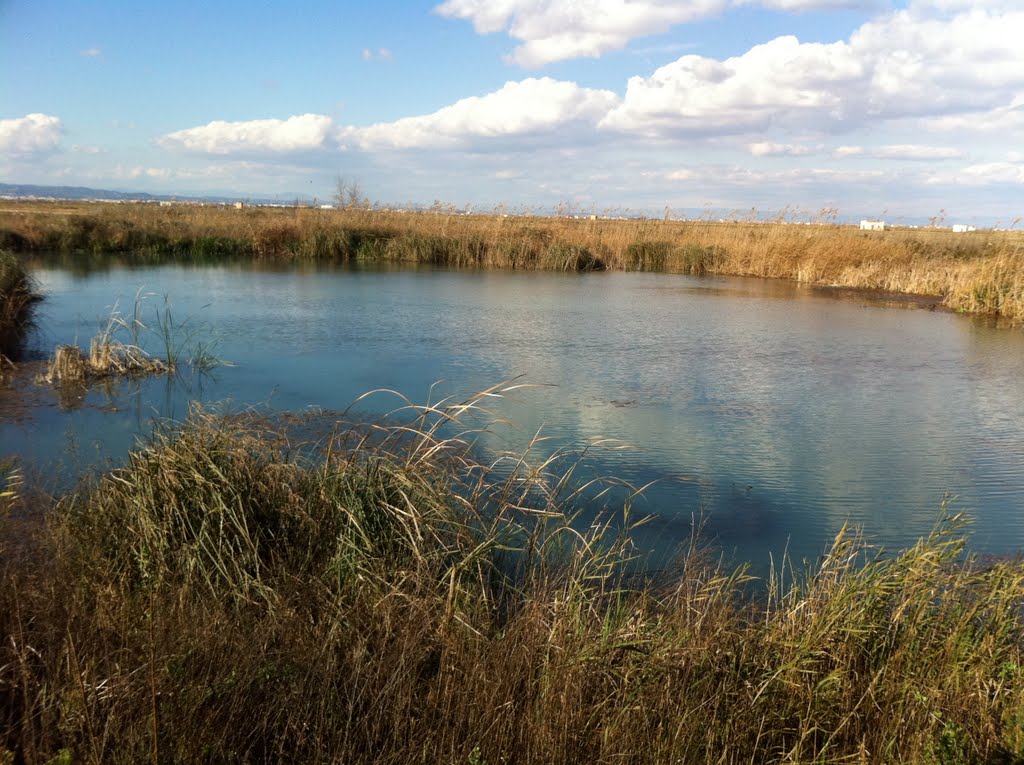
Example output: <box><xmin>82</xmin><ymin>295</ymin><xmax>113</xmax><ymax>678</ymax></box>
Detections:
<box><xmin>1</xmin><ymin>384</ymin><xmax>1023</xmax><ymax>763</ymax></box>
<box><xmin>0</xmin><ymin>249</ymin><xmax>41</xmax><ymax>361</ymax></box>
<box><xmin>42</xmin><ymin>303</ymin><xmax>168</xmax><ymax>384</ymax></box>
<box><xmin>40</xmin><ymin>293</ymin><xmax>226</xmax><ymax>385</ymax></box>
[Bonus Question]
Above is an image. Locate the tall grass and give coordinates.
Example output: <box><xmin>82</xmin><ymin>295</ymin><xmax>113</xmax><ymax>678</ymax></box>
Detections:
<box><xmin>3</xmin><ymin>201</ymin><xmax>1024</xmax><ymax>322</ymax></box>
<box><xmin>0</xmin><ymin>250</ymin><xmax>39</xmax><ymax>361</ymax></box>
<box><xmin>1</xmin><ymin>388</ymin><xmax>1022</xmax><ymax>764</ymax></box>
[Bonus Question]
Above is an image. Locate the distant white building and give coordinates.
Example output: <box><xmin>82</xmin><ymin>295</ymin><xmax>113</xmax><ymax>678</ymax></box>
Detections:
<box><xmin>859</xmin><ymin>220</ymin><xmax>886</xmax><ymax>231</ymax></box>
<box><xmin>951</xmin><ymin>224</ymin><xmax>976</xmax><ymax>233</ymax></box>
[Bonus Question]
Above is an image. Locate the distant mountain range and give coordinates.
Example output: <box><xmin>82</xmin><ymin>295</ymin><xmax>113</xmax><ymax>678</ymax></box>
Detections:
<box><xmin>0</xmin><ymin>183</ymin><xmax>317</xmax><ymax>206</ymax></box>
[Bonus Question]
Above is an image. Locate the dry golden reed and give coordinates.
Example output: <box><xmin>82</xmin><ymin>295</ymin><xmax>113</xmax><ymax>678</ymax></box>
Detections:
<box><xmin>0</xmin><ymin>393</ymin><xmax>1022</xmax><ymax>764</ymax></box>
<box><xmin>2</xmin><ymin>199</ymin><xmax>1023</xmax><ymax>322</ymax></box>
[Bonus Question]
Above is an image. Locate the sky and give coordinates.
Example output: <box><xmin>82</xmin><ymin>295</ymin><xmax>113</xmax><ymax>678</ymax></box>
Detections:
<box><xmin>2</xmin><ymin>0</ymin><xmax>1023</xmax><ymax>223</ymax></box>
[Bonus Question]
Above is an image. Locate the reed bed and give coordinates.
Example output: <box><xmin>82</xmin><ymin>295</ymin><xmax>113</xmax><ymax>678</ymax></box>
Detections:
<box><xmin>1</xmin><ymin>386</ymin><xmax>1022</xmax><ymax>764</ymax></box>
<box><xmin>2</xmin><ymin>201</ymin><xmax>1023</xmax><ymax>322</ymax></box>
<box><xmin>0</xmin><ymin>250</ymin><xmax>39</xmax><ymax>361</ymax></box>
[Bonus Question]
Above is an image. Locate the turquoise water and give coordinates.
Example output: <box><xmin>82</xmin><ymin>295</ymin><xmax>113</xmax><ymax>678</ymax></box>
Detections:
<box><xmin>4</xmin><ymin>262</ymin><xmax>1024</xmax><ymax>571</ymax></box>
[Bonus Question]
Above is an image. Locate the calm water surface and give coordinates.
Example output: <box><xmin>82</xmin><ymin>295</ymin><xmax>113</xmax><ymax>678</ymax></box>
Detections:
<box><xmin>4</xmin><ymin>263</ymin><xmax>1024</xmax><ymax>571</ymax></box>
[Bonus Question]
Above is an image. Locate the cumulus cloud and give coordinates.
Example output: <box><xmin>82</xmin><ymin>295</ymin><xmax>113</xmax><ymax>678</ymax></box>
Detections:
<box><xmin>645</xmin><ymin>164</ymin><xmax>889</xmax><ymax>190</ymax></box>
<box><xmin>600</xmin><ymin>5</ymin><xmax>1024</xmax><ymax>137</ymax></box>
<box><xmin>748</xmin><ymin>142</ymin><xmax>819</xmax><ymax>156</ymax></box>
<box><xmin>958</xmin><ymin>162</ymin><xmax>1024</xmax><ymax>184</ymax></box>
<box><xmin>156</xmin><ymin>79</ymin><xmax>616</xmax><ymax>158</ymax></box>
<box><xmin>910</xmin><ymin>0</ymin><xmax>1018</xmax><ymax>12</ymax></box>
<box><xmin>434</xmin><ymin>0</ymin><xmax>728</xmax><ymax>67</ymax></box>
<box><xmin>0</xmin><ymin>113</ymin><xmax>64</xmax><ymax>154</ymax></box>
<box><xmin>752</xmin><ymin>0</ymin><xmax>877</xmax><ymax>9</ymax></box>
<box><xmin>871</xmin><ymin>144</ymin><xmax>962</xmax><ymax>160</ymax></box>
<box><xmin>601</xmin><ymin>35</ymin><xmax>862</xmax><ymax>136</ymax></box>
<box><xmin>925</xmin><ymin>96</ymin><xmax>1024</xmax><ymax>134</ymax></box>
<box><xmin>158</xmin><ymin>114</ymin><xmax>335</xmax><ymax>154</ymax></box>
<box><xmin>924</xmin><ymin>161</ymin><xmax>1024</xmax><ymax>187</ymax></box>
<box><xmin>435</xmin><ymin>0</ymin><xmax>889</xmax><ymax>67</ymax></box>
<box><xmin>80</xmin><ymin>47</ymin><xmax>102</xmax><ymax>58</ymax></box>
<box><xmin>830</xmin><ymin>144</ymin><xmax>962</xmax><ymax>160</ymax></box>
<box><xmin>341</xmin><ymin>77</ymin><xmax>618</xmax><ymax>150</ymax></box>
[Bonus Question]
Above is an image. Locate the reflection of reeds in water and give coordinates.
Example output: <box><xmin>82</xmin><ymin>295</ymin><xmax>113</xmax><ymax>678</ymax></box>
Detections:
<box><xmin>1</xmin><ymin>384</ymin><xmax>1022</xmax><ymax>763</ymax></box>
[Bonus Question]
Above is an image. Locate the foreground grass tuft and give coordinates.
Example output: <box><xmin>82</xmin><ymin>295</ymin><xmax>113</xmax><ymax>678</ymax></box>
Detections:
<box><xmin>1</xmin><ymin>392</ymin><xmax>1023</xmax><ymax>763</ymax></box>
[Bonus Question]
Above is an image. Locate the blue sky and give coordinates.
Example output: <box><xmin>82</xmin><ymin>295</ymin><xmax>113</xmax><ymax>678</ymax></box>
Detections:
<box><xmin>2</xmin><ymin>0</ymin><xmax>1023</xmax><ymax>223</ymax></box>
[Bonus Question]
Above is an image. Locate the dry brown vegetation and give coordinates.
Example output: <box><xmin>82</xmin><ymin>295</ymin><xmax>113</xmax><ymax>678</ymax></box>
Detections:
<box><xmin>2</xmin><ymin>200</ymin><xmax>1023</xmax><ymax>322</ymax></box>
<box><xmin>0</xmin><ymin>250</ymin><xmax>39</xmax><ymax>362</ymax></box>
<box><xmin>1</xmin><ymin>391</ymin><xmax>1023</xmax><ymax>764</ymax></box>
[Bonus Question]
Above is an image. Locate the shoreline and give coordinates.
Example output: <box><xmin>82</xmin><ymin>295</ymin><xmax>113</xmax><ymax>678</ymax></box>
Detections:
<box><xmin>1</xmin><ymin>199</ymin><xmax>1022</xmax><ymax>324</ymax></box>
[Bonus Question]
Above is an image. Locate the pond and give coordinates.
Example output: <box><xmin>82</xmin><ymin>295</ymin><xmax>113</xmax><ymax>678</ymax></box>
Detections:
<box><xmin>4</xmin><ymin>262</ymin><xmax>1024</xmax><ymax>573</ymax></box>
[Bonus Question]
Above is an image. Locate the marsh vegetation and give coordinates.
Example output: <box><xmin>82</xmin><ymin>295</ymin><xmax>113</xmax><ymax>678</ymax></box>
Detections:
<box><xmin>2</xmin><ymin>200</ymin><xmax>1022</xmax><ymax>322</ymax></box>
<box><xmin>1</xmin><ymin>392</ymin><xmax>1022</xmax><ymax>764</ymax></box>
<box><xmin>0</xmin><ymin>250</ymin><xmax>39</xmax><ymax>363</ymax></box>
<box><xmin>2</xmin><ymin>202</ymin><xmax>1024</xmax><ymax>763</ymax></box>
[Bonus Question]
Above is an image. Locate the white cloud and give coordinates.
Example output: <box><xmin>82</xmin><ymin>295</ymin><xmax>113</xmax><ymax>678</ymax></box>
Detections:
<box><xmin>434</xmin><ymin>0</ymin><xmax>728</xmax><ymax>67</ymax></box>
<box><xmin>958</xmin><ymin>162</ymin><xmax>1024</xmax><ymax>184</ymax></box>
<box><xmin>0</xmin><ymin>113</ymin><xmax>64</xmax><ymax>154</ymax></box>
<box><xmin>748</xmin><ymin>142</ymin><xmax>819</xmax><ymax>156</ymax></box>
<box><xmin>752</xmin><ymin>0</ymin><xmax>877</xmax><ymax>8</ymax></box>
<box><xmin>600</xmin><ymin>6</ymin><xmax>1024</xmax><ymax>138</ymax></box>
<box><xmin>362</xmin><ymin>47</ymin><xmax>393</xmax><ymax>61</ymax></box>
<box><xmin>341</xmin><ymin>77</ymin><xmax>619</xmax><ymax>150</ymax></box>
<box><xmin>831</xmin><ymin>144</ymin><xmax>962</xmax><ymax>160</ymax></box>
<box><xmin>925</xmin><ymin>96</ymin><xmax>1024</xmax><ymax>134</ymax></box>
<box><xmin>158</xmin><ymin>114</ymin><xmax>335</xmax><ymax>154</ymax></box>
<box><xmin>871</xmin><ymin>144</ymin><xmax>962</xmax><ymax>160</ymax></box>
<box><xmin>435</xmin><ymin>0</ymin><xmax>887</xmax><ymax>67</ymax></box>
<box><xmin>80</xmin><ymin>47</ymin><xmax>102</xmax><ymax>58</ymax></box>
<box><xmin>923</xmin><ymin>161</ymin><xmax>1024</xmax><ymax>187</ymax></box>
<box><xmin>601</xmin><ymin>35</ymin><xmax>862</xmax><ymax>136</ymax></box>
<box><xmin>718</xmin><ymin>166</ymin><xmax>887</xmax><ymax>186</ymax></box>
<box><xmin>910</xmin><ymin>0</ymin><xmax>1018</xmax><ymax>12</ymax></box>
